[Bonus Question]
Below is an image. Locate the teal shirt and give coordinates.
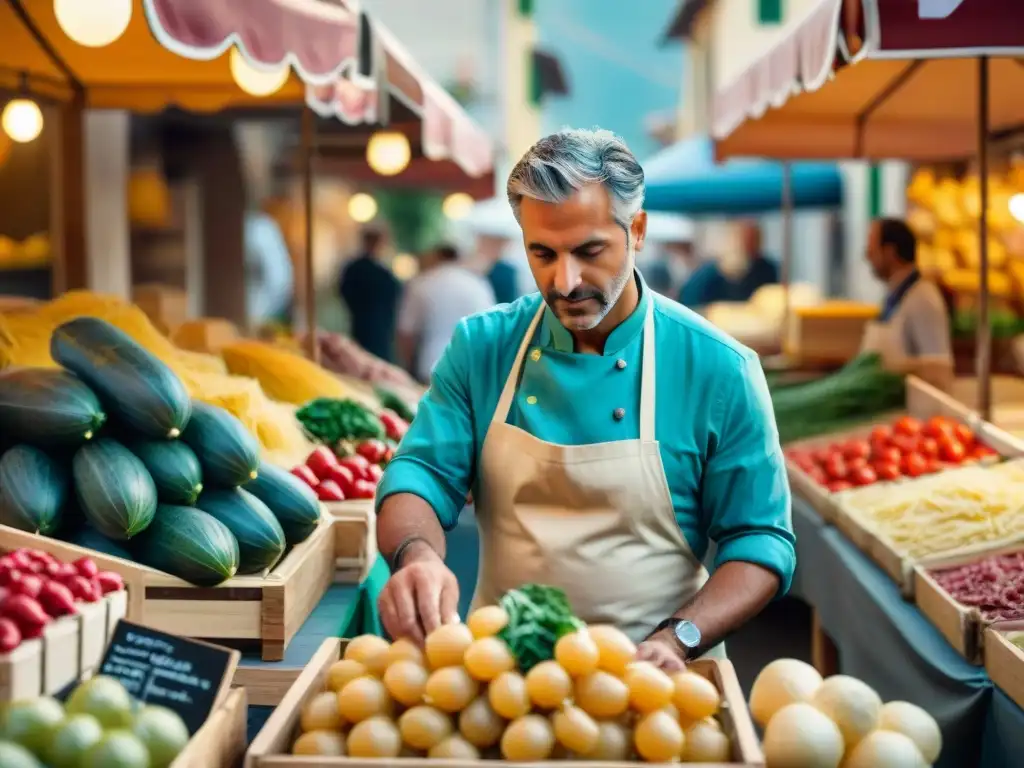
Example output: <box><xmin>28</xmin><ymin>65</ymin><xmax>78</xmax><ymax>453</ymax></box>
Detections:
<box><xmin>377</xmin><ymin>276</ymin><xmax>796</xmax><ymax>595</ymax></box>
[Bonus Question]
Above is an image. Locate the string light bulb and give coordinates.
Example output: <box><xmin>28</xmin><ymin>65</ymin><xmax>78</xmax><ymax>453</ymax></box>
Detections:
<box><xmin>54</xmin><ymin>0</ymin><xmax>132</xmax><ymax>48</ymax></box>
<box><xmin>230</xmin><ymin>48</ymin><xmax>289</xmax><ymax>97</ymax></box>
<box><xmin>366</xmin><ymin>131</ymin><xmax>411</xmax><ymax>176</ymax></box>
<box><xmin>442</xmin><ymin>192</ymin><xmax>474</xmax><ymax>220</ymax></box>
<box><xmin>2</xmin><ymin>99</ymin><xmax>44</xmax><ymax>143</ymax></box>
<box><xmin>348</xmin><ymin>193</ymin><xmax>378</xmax><ymax>223</ymax></box>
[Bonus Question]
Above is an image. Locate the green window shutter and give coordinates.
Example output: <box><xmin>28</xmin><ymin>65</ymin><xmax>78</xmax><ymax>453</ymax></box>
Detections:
<box><xmin>868</xmin><ymin>164</ymin><xmax>882</xmax><ymax>218</ymax></box>
<box><xmin>528</xmin><ymin>52</ymin><xmax>543</xmax><ymax>106</ymax></box>
<box><xmin>518</xmin><ymin>0</ymin><xmax>534</xmax><ymax>18</ymax></box>
<box><xmin>757</xmin><ymin>0</ymin><xmax>783</xmax><ymax>24</ymax></box>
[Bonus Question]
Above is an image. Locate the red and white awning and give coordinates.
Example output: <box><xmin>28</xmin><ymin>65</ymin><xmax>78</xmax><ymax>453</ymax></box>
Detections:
<box><xmin>713</xmin><ymin>0</ymin><xmax>1024</xmax><ymax>160</ymax></box>
<box><xmin>143</xmin><ymin>0</ymin><xmax>361</xmax><ymax>85</ymax></box>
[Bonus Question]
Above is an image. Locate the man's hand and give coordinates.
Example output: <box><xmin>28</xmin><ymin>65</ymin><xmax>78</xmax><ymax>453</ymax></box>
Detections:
<box><xmin>635</xmin><ymin>630</ymin><xmax>686</xmax><ymax>674</ymax></box>
<box><xmin>378</xmin><ymin>542</ymin><xmax>460</xmax><ymax>644</ymax></box>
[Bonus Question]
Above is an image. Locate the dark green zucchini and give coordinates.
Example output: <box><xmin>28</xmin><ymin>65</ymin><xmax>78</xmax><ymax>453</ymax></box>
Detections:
<box><xmin>72</xmin><ymin>439</ymin><xmax>157</xmax><ymax>540</ymax></box>
<box><xmin>0</xmin><ymin>445</ymin><xmax>69</xmax><ymax>535</ymax></box>
<box><xmin>243</xmin><ymin>462</ymin><xmax>321</xmax><ymax>545</ymax></box>
<box><xmin>136</xmin><ymin>505</ymin><xmax>240</xmax><ymax>586</ymax></box>
<box><xmin>0</xmin><ymin>368</ymin><xmax>106</xmax><ymax>446</ymax></box>
<box><xmin>129</xmin><ymin>440</ymin><xmax>204</xmax><ymax>505</ymax></box>
<box><xmin>51</xmin><ymin>317</ymin><xmax>192</xmax><ymax>439</ymax></box>
<box><xmin>196</xmin><ymin>488</ymin><xmax>286</xmax><ymax>574</ymax></box>
<box><xmin>62</xmin><ymin>524</ymin><xmax>134</xmax><ymax>561</ymax></box>
<box><xmin>181</xmin><ymin>401</ymin><xmax>260</xmax><ymax>487</ymax></box>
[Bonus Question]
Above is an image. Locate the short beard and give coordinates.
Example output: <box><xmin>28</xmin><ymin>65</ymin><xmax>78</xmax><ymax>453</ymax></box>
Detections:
<box><xmin>548</xmin><ymin>242</ymin><xmax>635</xmax><ymax>332</ymax></box>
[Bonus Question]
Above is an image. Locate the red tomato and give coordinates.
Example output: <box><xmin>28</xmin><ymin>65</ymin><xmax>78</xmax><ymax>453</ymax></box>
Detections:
<box><xmin>870</xmin><ymin>425</ymin><xmax>893</xmax><ymax>444</ymax></box>
<box><xmin>812</xmin><ymin>448</ymin><xmax>832</xmax><ymax>465</ymax></box>
<box><xmin>894</xmin><ymin>416</ymin><xmax>922</xmax><ymax>437</ymax></box>
<box><xmin>850</xmin><ymin>466</ymin><xmax>878</xmax><ymax>486</ymax></box>
<box><xmin>892</xmin><ymin>435</ymin><xmax>918</xmax><ymax>454</ymax></box>
<box><xmin>925</xmin><ymin>458</ymin><xmax>943</xmax><ymax>474</ymax></box>
<box><xmin>290</xmin><ymin>465</ymin><xmax>320</xmax><ymax>488</ymax></box>
<box><xmin>338</xmin><ymin>455</ymin><xmax>372</xmax><ymax>480</ymax></box>
<box><xmin>824</xmin><ymin>457</ymin><xmax>848</xmax><ymax>481</ymax></box>
<box><xmin>323</xmin><ymin>464</ymin><xmax>355</xmax><ymax>493</ymax></box>
<box><xmin>918</xmin><ymin>437</ymin><xmax>939</xmax><ymax>459</ymax></box>
<box><xmin>901</xmin><ymin>453</ymin><xmax>928</xmax><ymax>477</ymax></box>
<box><xmin>807</xmin><ymin>466</ymin><xmax>828</xmax><ymax>485</ymax></box>
<box><xmin>940</xmin><ymin>439</ymin><xmax>966</xmax><ymax>463</ymax></box>
<box><xmin>305</xmin><ymin>446</ymin><xmax>338</xmax><ymax>479</ymax></box>
<box><xmin>315</xmin><ymin>480</ymin><xmax>346</xmax><ymax>502</ymax></box>
<box><xmin>795</xmin><ymin>455</ymin><xmax>817</xmax><ymax>473</ymax></box>
<box><xmin>827</xmin><ymin>481</ymin><xmax>853</xmax><ymax>493</ymax></box>
<box><xmin>874</xmin><ymin>462</ymin><xmax>901</xmax><ymax>481</ymax></box>
<box><xmin>843</xmin><ymin>440</ymin><xmax>871</xmax><ymax>461</ymax></box>
<box><xmin>349</xmin><ymin>479</ymin><xmax>378</xmax><ymax>499</ymax></box>
<box><xmin>923</xmin><ymin>416</ymin><xmax>954</xmax><ymax>439</ymax></box>
<box><xmin>873</xmin><ymin>445</ymin><xmax>901</xmax><ymax>465</ymax></box>
<box><xmin>973</xmin><ymin>444</ymin><xmax>997</xmax><ymax>459</ymax></box>
<box><xmin>365</xmin><ymin>464</ymin><xmax>384</xmax><ymax>483</ymax></box>
<box><xmin>846</xmin><ymin>456</ymin><xmax>868</xmax><ymax>472</ymax></box>
<box><xmin>954</xmin><ymin>423</ymin><xmax>975</xmax><ymax>447</ymax></box>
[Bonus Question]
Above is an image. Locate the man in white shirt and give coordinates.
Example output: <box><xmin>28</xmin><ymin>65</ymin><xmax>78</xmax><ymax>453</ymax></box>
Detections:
<box><xmin>397</xmin><ymin>244</ymin><xmax>496</xmax><ymax>383</ymax></box>
<box><xmin>244</xmin><ymin>211</ymin><xmax>294</xmax><ymax>326</ymax></box>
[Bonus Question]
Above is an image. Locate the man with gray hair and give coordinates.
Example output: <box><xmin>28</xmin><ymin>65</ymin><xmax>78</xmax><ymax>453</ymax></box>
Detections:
<box><xmin>374</xmin><ymin>129</ymin><xmax>794</xmax><ymax>672</ymax></box>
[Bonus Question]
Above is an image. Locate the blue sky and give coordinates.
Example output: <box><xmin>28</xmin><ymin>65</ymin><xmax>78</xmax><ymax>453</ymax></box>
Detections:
<box><xmin>535</xmin><ymin>0</ymin><xmax>683</xmax><ymax>161</ymax></box>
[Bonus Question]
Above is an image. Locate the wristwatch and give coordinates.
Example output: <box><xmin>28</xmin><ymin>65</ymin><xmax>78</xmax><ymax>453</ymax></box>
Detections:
<box><xmin>651</xmin><ymin>618</ymin><xmax>702</xmax><ymax>659</ymax></box>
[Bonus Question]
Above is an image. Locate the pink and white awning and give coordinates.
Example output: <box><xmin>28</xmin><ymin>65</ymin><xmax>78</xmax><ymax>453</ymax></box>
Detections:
<box><xmin>143</xmin><ymin>0</ymin><xmax>361</xmax><ymax>85</ymax></box>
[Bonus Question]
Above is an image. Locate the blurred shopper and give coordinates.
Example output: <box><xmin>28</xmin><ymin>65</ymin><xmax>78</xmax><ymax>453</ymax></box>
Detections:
<box><xmin>862</xmin><ymin>217</ymin><xmax>953</xmax><ymax>389</ymax></box>
<box><xmin>396</xmin><ymin>244</ymin><xmax>496</xmax><ymax>383</ymax></box>
<box><xmin>679</xmin><ymin>221</ymin><xmax>778</xmax><ymax>308</ymax></box>
<box><xmin>339</xmin><ymin>229</ymin><xmax>402</xmax><ymax>362</ymax></box>
<box><xmin>477</xmin><ymin>234</ymin><xmax>521</xmax><ymax>305</ymax></box>
<box><xmin>244</xmin><ymin>210</ymin><xmax>294</xmax><ymax>326</ymax></box>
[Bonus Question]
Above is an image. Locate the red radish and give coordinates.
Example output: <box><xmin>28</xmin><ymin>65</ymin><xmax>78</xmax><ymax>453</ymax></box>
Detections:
<box><xmin>365</xmin><ymin>464</ymin><xmax>383</xmax><ymax>483</ymax></box>
<box><xmin>1</xmin><ymin>595</ymin><xmax>51</xmax><ymax>629</ymax></box>
<box><xmin>68</xmin><ymin>576</ymin><xmax>100</xmax><ymax>603</ymax></box>
<box><xmin>355</xmin><ymin>439</ymin><xmax>388</xmax><ymax>465</ymax></box>
<box><xmin>0</xmin><ymin>618</ymin><xmax>21</xmax><ymax>653</ymax></box>
<box><xmin>315</xmin><ymin>480</ymin><xmax>346</xmax><ymax>501</ymax></box>
<box><xmin>74</xmin><ymin>557</ymin><xmax>99</xmax><ymax>579</ymax></box>
<box><xmin>324</xmin><ymin>464</ymin><xmax>355</xmax><ymax>493</ymax></box>
<box><xmin>291</xmin><ymin>465</ymin><xmax>320</xmax><ymax>487</ymax></box>
<box><xmin>8</xmin><ymin>551</ymin><xmax>31</xmax><ymax>571</ymax></box>
<box><xmin>10</xmin><ymin>573</ymin><xmax>43</xmax><ymax>599</ymax></box>
<box><xmin>21</xmin><ymin>624</ymin><xmax>44</xmax><ymax>640</ymax></box>
<box><xmin>305</xmin><ymin>447</ymin><xmax>339</xmax><ymax>479</ymax></box>
<box><xmin>95</xmin><ymin>572</ymin><xmax>125</xmax><ymax>595</ymax></box>
<box><xmin>338</xmin><ymin>455</ymin><xmax>371</xmax><ymax>480</ymax></box>
<box><xmin>0</xmin><ymin>567</ymin><xmax>19</xmax><ymax>587</ymax></box>
<box><xmin>379</xmin><ymin>410</ymin><xmax>409</xmax><ymax>441</ymax></box>
<box><xmin>38</xmin><ymin>582</ymin><xmax>76</xmax><ymax>617</ymax></box>
<box><xmin>349</xmin><ymin>479</ymin><xmax>377</xmax><ymax>499</ymax></box>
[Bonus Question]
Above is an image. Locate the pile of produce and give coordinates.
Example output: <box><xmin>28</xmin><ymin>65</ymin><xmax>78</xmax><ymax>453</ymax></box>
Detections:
<box><xmin>292</xmin><ymin>587</ymin><xmax>731</xmax><ymax>762</ymax></box>
<box><xmin>840</xmin><ymin>461</ymin><xmax>1024</xmax><ymax>559</ymax></box>
<box><xmin>929</xmin><ymin>551</ymin><xmax>1024</xmax><ymax>622</ymax></box>
<box><xmin>0</xmin><ymin>548</ymin><xmax>123</xmax><ymax>653</ymax></box>
<box><xmin>751</xmin><ymin>659</ymin><xmax>941</xmax><ymax>768</ymax></box>
<box><xmin>771</xmin><ymin>354</ymin><xmax>906</xmax><ymax>445</ymax></box>
<box><xmin>0</xmin><ymin>291</ymin><xmax>315</xmax><ymax>466</ymax></box>
<box><xmin>785</xmin><ymin>415</ymin><xmax>996</xmax><ymax>492</ymax></box>
<box><xmin>0</xmin><ymin>675</ymin><xmax>190</xmax><ymax>768</ymax></box>
<box><xmin>293</xmin><ymin>398</ymin><xmax>410</xmax><ymax>500</ymax></box>
<box><xmin>0</xmin><ymin>318</ymin><xmax>322</xmax><ymax>588</ymax></box>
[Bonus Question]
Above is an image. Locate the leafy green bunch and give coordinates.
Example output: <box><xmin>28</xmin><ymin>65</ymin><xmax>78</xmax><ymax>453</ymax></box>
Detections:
<box><xmin>497</xmin><ymin>584</ymin><xmax>584</xmax><ymax>673</ymax></box>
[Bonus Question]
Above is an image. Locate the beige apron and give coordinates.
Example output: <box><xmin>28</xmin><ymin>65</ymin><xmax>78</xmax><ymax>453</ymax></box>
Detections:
<box><xmin>472</xmin><ymin>301</ymin><xmax>717</xmax><ymax>650</ymax></box>
<box><xmin>860</xmin><ymin>280</ymin><xmax>952</xmax><ymax>381</ymax></box>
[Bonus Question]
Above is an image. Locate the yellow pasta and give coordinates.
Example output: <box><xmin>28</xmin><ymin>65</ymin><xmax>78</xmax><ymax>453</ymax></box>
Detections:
<box><xmin>841</xmin><ymin>461</ymin><xmax>1024</xmax><ymax>558</ymax></box>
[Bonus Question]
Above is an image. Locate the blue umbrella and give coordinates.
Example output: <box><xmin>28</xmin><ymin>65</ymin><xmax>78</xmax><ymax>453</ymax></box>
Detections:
<box><xmin>643</xmin><ymin>136</ymin><xmax>842</xmax><ymax>215</ymax></box>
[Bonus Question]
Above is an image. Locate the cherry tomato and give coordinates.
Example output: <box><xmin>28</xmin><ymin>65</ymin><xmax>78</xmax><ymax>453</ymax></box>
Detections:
<box><xmin>846</xmin><ymin>456</ymin><xmax>868</xmax><ymax>472</ymax></box>
<box><xmin>290</xmin><ymin>465</ymin><xmax>320</xmax><ymax>488</ymax></box>
<box><xmin>923</xmin><ymin>416</ymin><xmax>954</xmax><ymax>439</ymax></box>
<box><xmin>315</xmin><ymin>480</ymin><xmax>346</xmax><ymax>501</ymax></box>
<box><xmin>843</xmin><ymin>440</ymin><xmax>871</xmax><ymax>461</ymax></box>
<box><xmin>812</xmin><ymin>448</ymin><xmax>832</xmax><ymax>465</ymax></box>
<box><xmin>305</xmin><ymin>446</ymin><xmax>338</xmax><ymax>479</ymax></box>
<box><xmin>940</xmin><ymin>439</ymin><xmax>966</xmax><ymax>463</ymax></box>
<box><xmin>873</xmin><ymin>446</ymin><xmax>901</xmax><ymax>465</ymax></box>
<box><xmin>894</xmin><ymin>416</ymin><xmax>922</xmax><ymax>437</ymax></box>
<box><xmin>973</xmin><ymin>444</ymin><xmax>997</xmax><ymax>459</ymax></box>
<box><xmin>795</xmin><ymin>455</ymin><xmax>817</xmax><ymax>473</ymax></box>
<box><xmin>827</xmin><ymin>481</ymin><xmax>853</xmax><ymax>493</ymax></box>
<box><xmin>870</xmin><ymin>425</ymin><xmax>893</xmax><ymax>444</ymax></box>
<box><xmin>824</xmin><ymin>457</ymin><xmax>848</xmax><ymax>481</ymax></box>
<box><xmin>954</xmin><ymin>423</ymin><xmax>975</xmax><ymax>447</ymax></box>
<box><xmin>901</xmin><ymin>452</ymin><xmax>928</xmax><ymax>477</ymax></box>
<box><xmin>892</xmin><ymin>435</ymin><xmax>919</xmax><ymax>454</ymax></box>
<box><xmin>807</xmin><ymin>466</ymin><xmax>828</xmax><ymax>485</ymax></box>
<box><xmin>324</xmin><ymin>464</ymin><xmax>355</xmax><ymax>493</ymax></box>
<box><xmin>918</xmin><ymin>437</ymin><xmax>939</xmax><ymax>459</ymax></box>
<box><xmin>925</xmin><ymin>458</ymin><xmax>943</xmax><ymax>474</ymax></box>
<box><xmin>338</xmin><ymin>455</ymin><xmax>372</xmax><ymax>480</ymax></box>
<box><xmin>850</xmin><ymin>466</ymin><xmax>877</xmax><ymax>486</ymax></box>
<box><xmin>874</xmin><ymin>462</ymin><xmax>901</xmax><ymax>481</ymax></box>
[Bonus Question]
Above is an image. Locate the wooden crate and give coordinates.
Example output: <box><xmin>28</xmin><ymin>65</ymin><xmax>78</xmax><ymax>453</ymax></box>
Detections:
<box><xmin>783</xmin><ymin>306</ymin><xmax>876</xmax><ymax>366</ymax></box>
<box><xmin>0</xmin><ymin>515</ymin><xmax>340</xmax><ymax>662</ymax></box>
<box><xmin>984</xmin><ymin>625</ymin><xmax>1024</xmax><ymax>710</ymax></box>
<box><xmin>325</xmin><ymin>500</ymin><xmax>378</xmax><ymax>583</ymax></box>
<box><xmin>245</xmin><ymin>639</ymin><xmax>764</xmax><ymax>768</ymax></box>
<box><xmin>172</xmin><ymin>686</ymin><xmax>248</xmax><ymax>768</ymax></box>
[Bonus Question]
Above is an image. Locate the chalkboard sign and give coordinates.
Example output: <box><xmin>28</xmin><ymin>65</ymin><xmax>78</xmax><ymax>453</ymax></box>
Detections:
<box><xmin>97</xmin><ymin>620</ymin><xmax>239</xmax><ymax>735</ymax></box>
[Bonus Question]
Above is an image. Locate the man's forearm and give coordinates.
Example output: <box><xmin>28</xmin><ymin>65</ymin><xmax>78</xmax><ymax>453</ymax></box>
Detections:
<box><xmin>378</xmin><ymin>492</ymin><xmax>447</xmax><ymax>562</ymax></box>
<box><xmin>672</xmin><ymin>561</ymin><xmax>779</xmax><ymax>650</ymax></box>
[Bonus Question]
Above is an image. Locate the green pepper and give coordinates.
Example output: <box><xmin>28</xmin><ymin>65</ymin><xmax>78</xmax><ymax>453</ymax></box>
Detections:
<box><xmin>296</xmin><ymin>398</ymin><xmax>385</xmax><ymax>445</ymax></box>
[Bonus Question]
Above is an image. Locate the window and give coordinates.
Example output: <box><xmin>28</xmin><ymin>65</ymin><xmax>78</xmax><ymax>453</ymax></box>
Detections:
<box><xmin>757</xmin><ymin>0</ymin><xmax>783</xmax><ymax>24</ymax></box>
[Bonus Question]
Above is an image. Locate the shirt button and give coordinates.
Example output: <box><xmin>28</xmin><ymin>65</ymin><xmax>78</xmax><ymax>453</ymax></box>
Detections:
<box><xmin>616</xmin><ymin>358</ymin><xmax>627</xmax><ymax>370</ymax></box>
<box><xmin>530</xmin><ymin>348</ymin><xmax>541</xmax><ymax>362</ymax></box>
<box><xmin>613</xmin><ymin>407</ymin><xmax>625</xmax><ymax>421</ymax></box>
<box><xmin>527</xmin><ymin>396</ymin><xmax>538</xmax><ymax>405</ymax></box>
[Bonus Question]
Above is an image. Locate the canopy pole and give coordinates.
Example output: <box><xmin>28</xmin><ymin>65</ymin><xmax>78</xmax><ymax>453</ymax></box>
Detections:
<box><xmin>781</xmin><ymin>161</ymin><xmax>793</xmax><ymax>339</ymax></box>
<box><xmin>976</xmin><ymin>56</ymin><xmax>991</xmax><ymax>420</ymax></box>
<box><xmin>301</xmin><ymin>106</ymin><xmax>319</xmax><ymax>363</ymax></box>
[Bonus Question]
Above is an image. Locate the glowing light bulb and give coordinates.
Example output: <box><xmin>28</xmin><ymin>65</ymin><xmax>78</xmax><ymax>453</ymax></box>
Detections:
<box><xmin>1009</xmin><ymin>193</ymin><xmax>1024</xmax><ymax>224</ymax></box>
<box><xmin>55</xmin><ymin>0</ymin><xmax>132</xmax><ymax>48</ymax></box>
<box><xmin>230</xmin><ymin>48</ymin><xmax>289</xmax><ymax>97</ymax></box>
<box><xmin>442</xmin><ymin>192</ymin><xmax>475</xmax><ymax>220</ymax></box>
<box><xmin>2</xmin><ymin>99</ymin><xmax>44</xmax><ymax>143</ymax></box>
<box><xmin>366</xmin><ymin>131</ymin><xmax>411</xmax><ymax>176</ymax></box>
<box><xmin>348</xmin><ymin>193</ymin><xmax>378</xmax><ymax>223</ymax></box>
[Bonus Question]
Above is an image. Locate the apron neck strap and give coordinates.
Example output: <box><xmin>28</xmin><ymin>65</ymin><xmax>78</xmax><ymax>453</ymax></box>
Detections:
<box><xmin>491</xmin><ymin>299</ymin><xmax>658</xmax><ymax>443</ymax></box>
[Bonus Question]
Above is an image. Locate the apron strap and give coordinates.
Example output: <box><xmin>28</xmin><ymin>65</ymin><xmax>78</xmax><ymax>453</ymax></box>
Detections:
<box><xmin>491</xmin><ymin>303</ymin><xmax>546</xmax><ymax>426</ymax></box>
<box><xmin>639</xmin><ymin>300</ymin><xmax>656</xmax><ymax>443</ymax></box>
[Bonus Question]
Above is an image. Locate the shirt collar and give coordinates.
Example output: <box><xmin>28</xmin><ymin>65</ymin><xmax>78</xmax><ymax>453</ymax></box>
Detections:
<box><xmin>540</xmin><ymin>271</ymin><xmax>650</xmax><ymax>356</ymax></box>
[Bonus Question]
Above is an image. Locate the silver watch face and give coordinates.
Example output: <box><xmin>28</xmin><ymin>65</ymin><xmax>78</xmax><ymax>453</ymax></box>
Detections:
<box><xmin>674</xmin><ymin>620</ymin><xmax>701</xmax><ymax>649</ymax></box>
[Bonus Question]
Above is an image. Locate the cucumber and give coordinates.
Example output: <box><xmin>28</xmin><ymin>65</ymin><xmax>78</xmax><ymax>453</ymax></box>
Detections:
<box><xmin>51</xmin><ymin>317</ymin><xmax>192</xmax><ymax>439</ymax></box>
<box><xmin>129</xmin><ymin>440</ymin><xmax>204</xmax><ymax>505</ymax></box>
<box><xmin>136</xmin><ymin>505</ymin><xmax>240</xmax><ymax>586</ymax></box>
<box><xmin>62</xmin><ymin>524</ymin><xmax>134</xmax><ymax>561</ymax></box>
<box><xmin>243</xmin><ymin>462</ymin><xmax>322</xmax><ymax>545</ymax></box>
<box><xmin>72</xmin><ymin>439</ymin><xmax>158</xmax><ymax>541</ymax></box>
<box><xmin>0</xmin><ymin>368</ymin><xmax>106</xmax><ymax>446</ymax></box>
<box><xmin>196</xmin><ymin>488</ymin><xmax>286</xmax><ymax>574</ymax></box>
<box><xmin>181</xmin><ymin>401</ymin><xmax>260</xmax><ymax>487</ymax></box>
<box><xmin>0</xmin><ymin>445</ymin><xmax>69</xmax><ymax>535</ymax></box>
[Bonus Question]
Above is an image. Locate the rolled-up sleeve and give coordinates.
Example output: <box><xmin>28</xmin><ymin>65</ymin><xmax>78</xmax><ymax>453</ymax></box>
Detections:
<box><xmin>375</xmin><ymin>320</ymin><xmax>476</xmax><ymax>530</ymax></box>
<box><xmin>704</xmin><ymin>350</ymin><xmax>796</xmax><ymax>596</ymax></box>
